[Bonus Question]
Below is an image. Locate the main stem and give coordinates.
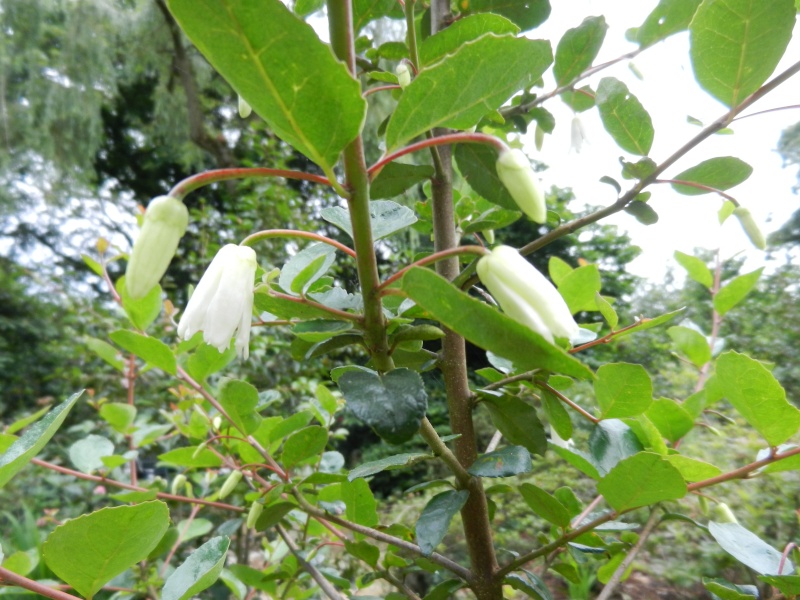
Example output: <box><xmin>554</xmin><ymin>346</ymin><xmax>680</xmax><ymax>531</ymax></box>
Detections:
<box><xmin>327</xmin><ymin>0</ymin><xmax>392</xmax><ymax>370</ymax></box>
<box><xmin>425</xmin><ymin>0</ymin><xmax>500</xmax><ymax>597</ymax></box>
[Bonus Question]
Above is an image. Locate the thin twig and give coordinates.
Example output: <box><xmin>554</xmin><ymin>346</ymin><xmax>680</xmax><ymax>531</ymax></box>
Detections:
<box><xmin>0</xmin><ymin>567</ymin><xmax>82</xmax><ymax>600</ymax></box>
<box><xmin>276</xmin><ymin>524</ymin><xmax>347</xmax><ymax>600</ymax></box>
<box><xmin>537</xmin><ymin>381</ymin><xmax>600</xmax><ymax>425</ymax></box>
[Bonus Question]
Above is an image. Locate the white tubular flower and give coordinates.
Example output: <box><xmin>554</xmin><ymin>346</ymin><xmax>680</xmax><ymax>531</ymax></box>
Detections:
<box><xmin>396</xmin><ymin>62</ymin><xmax>411</xmax><ymax>89</ymax></box>
<box><xmin>177</xmin><ymin>244</ymin><xmax>257</xmax><ymax>359</ymax></box>
<box><xmin>495</xmin><ymin>148</ymin><xmax>547</xmax><ymax>224</ymax></box>
<box><xmin>570</xmin><ymin>115</ymin><xmax>587</xmax><ymax>153</ymax></box>
<box><xmin>125</xmin><ymin>195</ymin><xmax>189</xmax><ymax>299</ymax></box>
<box><xmin>477</xmin><ymin>245</ymin><xmax>579</xmax><ymax>344</ymax></box>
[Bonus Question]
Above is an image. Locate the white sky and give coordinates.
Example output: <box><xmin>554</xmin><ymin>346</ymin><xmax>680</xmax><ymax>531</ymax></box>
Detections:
<box><xmin>530</xmin><ymin>2</ymin><xmax>800</xmax><ymax>281</ymax></box>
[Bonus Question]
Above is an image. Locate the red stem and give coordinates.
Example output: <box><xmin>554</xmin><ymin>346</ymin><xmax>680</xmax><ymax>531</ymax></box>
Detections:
<box><xmin>240</xmin><ymin>228</ymin><xmax>356</xmax><ymax>258</ymax></box>
<box><xmin>378</xmin><ymin>245</ymin><xmax>488</xmax><ymax>292</ymax></box>
<box><xmin>687</xmin><ymin>445</ymin><xmax>800</xmax><ymax>492</ymax></box>
<box><xmin>169</xmin><ymin>167</ymin><xmax>331</xmax><ymax>199</ymax></box>
<box><xmin>654</xmin><ymin>178</ymin><xmax>739</xmax><ymax>206</ymax></box>
<box><xmin>364</xmin><ymin>84</ymin><xmax>402</xmax><ymax>97</ymax></box>
<box><xmin>537</xmin><ymin>381</ymin><xmax>600</xmax><ymax>425</ymax></box>
<box><xmin>0</xmin><ymin>567</ymin><xmax>81</xmax><ymax>600</ymax></box>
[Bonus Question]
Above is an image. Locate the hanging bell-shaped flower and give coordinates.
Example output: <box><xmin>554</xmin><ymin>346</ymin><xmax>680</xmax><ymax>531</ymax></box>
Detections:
<box><xmin>495</xmin><ymin>148</ymin><xmax>547</xmax><ymax>224</ymax></box>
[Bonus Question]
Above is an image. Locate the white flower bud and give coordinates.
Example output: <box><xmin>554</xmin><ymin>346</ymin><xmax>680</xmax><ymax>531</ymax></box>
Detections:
<box><xmin>495</xmin><ymin>149</ymin><xmax>546</xmax><ymax>224</ymax></box>
<box><xmin>246</xmin><ymin>501</ymin><xmax>264</xmax><ymax>529</ymax></box>
<box><xmin>177</xmin><ymin>244</ymin><xmax>258</xmax><ymax>359</ymax></box>
<box><xmin>733</xmin><ymin>207</ymin><xmax>766</xmax><ymax>250</ymax></box>
<box><xmin>218</xmin><ymin>470</ymin><xmax>242</xmax><ymax>499</ymax></box>
<box><xmin>477</xmin><ymin>245</ymin><xmax>579</xmax><ymax>344</ymax></box>
<box><xmin>396</xmin><ymin>63</ymin><xmax>411</xmax><ymax>89</ymax></box>
<box><xmin>711</xmin><ymin>502</ymin><xmax>738</xmax><ymax>524</ymax></box>
<box><xmin>238</xmin><ymin>95</ymin><xmax>252</xmax><ymax>118</ymax></box>
<box><xmin>570</xmin><ymin>116</ymin><xmax>587</xmax><ymax>153</ymax></box>
<box><xmin>125</xmin><ymin>195</ymin><xmax>188</xmax><ymax>299</ymax></box>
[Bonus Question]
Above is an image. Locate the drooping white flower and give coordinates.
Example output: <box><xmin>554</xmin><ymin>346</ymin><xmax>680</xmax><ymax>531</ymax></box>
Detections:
<box><xmin>495</xmin><ymin>148</ymin><xmax>547</xmax><ymax>224</ymax></box>
<box><xmin>570</xmin><ymin>115</ymin><xmax>587</xmax><ymax>153</ymax></box>
<box><xmin>477</xmin><ymin>245</ymin><xmax>579</xmax><ymax>344</ymax></box>
<box><xmin>396</xmin><ymin>62</ymin><xmax>411</xmax><ymax>89</ymax></box>
<box><xmin>177</xmin><ymin>244</ymin><xmax>257</xmax><ymax>359</ymax></box>
<box><xmin>125</xmin><ymin>195</ymin><xmax>189</xmax><ymax>299</ymax></box>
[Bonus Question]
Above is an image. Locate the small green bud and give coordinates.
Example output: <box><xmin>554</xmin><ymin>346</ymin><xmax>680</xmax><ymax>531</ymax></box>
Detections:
<box><xmin>191</xmin><ymin>441</ymin><xmax>208</xmax><ymax>460</ymax></box>
<box><xmin>396</xmin><ymin>63</ymin><xmax>411</xmax><ymax>89</ymax></box>
<box><xmin>711</xmin><ymin>502</ymin><xmax>738</xmax><ymax>524</ymax></box>
<box><xmin>483</xmin><ymin>229</ymin><xmax>496</xmax><ymax>245</ymax></box>
<box><xmin>246</xmin><ymin>501</ymin><xmax>264</xmax><ymax>529</ymax></box>
<box><xmin>171</xmin><ymin>473</ymin><xmax>187</xmax><ymax>497</ymax></box>
<box><xmin>125</xmin><ymin>195</ymin><xmax>188</xmax><ymax>299</ymax></box>
<box><xmin>733</xmin><ymin>207</ymin><xmax>766</xmax><ymax>250</ymax></box>
<box><xmin>495</xmin><ymin>149</ymin><xmax>546</xmax><ymax>223</ymax></box>
<box><xmin>238</xmin><ymin>95</ymin><xmax>252</xmax><ymax>118</ymax></box>
<box><xmin>218</xmin><ymin>470</ymin><xmax>243</xmax><ymax>499</ymax></box>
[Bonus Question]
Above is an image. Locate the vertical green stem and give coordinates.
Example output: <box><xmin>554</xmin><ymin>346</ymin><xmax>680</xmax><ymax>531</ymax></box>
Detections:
<box><xmin>327</xmin><ymin>0</ymin><xmax>392</xmax><ymax>371</ymax></box>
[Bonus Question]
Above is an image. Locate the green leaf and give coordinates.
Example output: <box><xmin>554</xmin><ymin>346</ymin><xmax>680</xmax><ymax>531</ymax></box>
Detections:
<box><xmin>689</xmin><ymin>0</ymin><xmax>795</xmax><ymax>107</ymax></box>
<box><xmin>166</xmin><ymin>0</ymin><xmax>365</xmax><ymax>174</ymax></box>
<box><xmin>596</xmin><ymin>77</ymin><xmax>653</xmax><ymax>156</ymax></box>
<box><xmin>467</xmin><ymin>446</ymin><xmax>532</xmax><ymax>478</ymax></box>
<box><xmin>43</xmin><ymin>501</ymin><xmax>170</xmax><ymax>599</ymax></box>
<box><xmin>558</xmin><ymin>264</ymin><xmax>601</xmax><ymax>314</ymax></box>
<box><xmin>415</xmin><ymin>490</ymin><xmax>469</xmax><ymax>556</ymax></box>
<box><xmin>162</xmin><ymin>536</ymin><xmax>230</xmax><ymax>600</ymax></box>
<box><xmin>635</xmin><ymin>0</ymin><xmax>702</xmax><ymax>47</ymax></box>
<box><xmin>506</xmin><ymin>571</ymin><xmax>554</xmax><ymax>600</ymax></box>
<box><xmin>666</xmin><ymin>455</ymin><xmax>722</xmax><ymax>481</ymax></box>
<box><xmin>714</xmin><ymin>268</ymin><xmax>762</xmax><ymax>316</ymax></box>
<box><xmin>281</xmin><ymin>426</ymin><xmax>328</xmax><ymax>468</ymax></box>
<box><xmin>344</xmin><ymin>540</ymin><xmax>380</xmax><ymax>568</ymax></box>
<box><xmin>548</xmin><ymin>256</ymin><xmax>573</xmax><ymax>286</ymax></box>
<box><xmin>254</xmin><ymin>287</ymin><xmax>338</xmax><ymax>321</ymax></box>
<box><xmin>5</xmin><ymin>406</ymin><xmax>50</xmax><ymax>436</ymax></box>
<box><xmin>541</xmin><ymin>387</ymin><xmax>573</xmax><ymax>441</ymax></box>
<box><xmin>455</xmin><ymin>143</ymin><xmax>517</xmax><ymax>211</ymax></box>
<box><xmin>370</xmin><ymin>163</ymin><xmax>435</xmax><ymax>199</ymax></box>
<box><xmin>594</xmin><ymin>363</ymin><xmax>653</xmax><ymax>419</ymax></box>
<box><xmin>624</xmin><ymin>200</ymin><xmax>659</xmax><ymax>225</ymax></box>
<box><xmin>561</xmin><ymin>85</ymin><xmax>595</xmax><ymax>112</ymax></box>
<box><xmin>418</xmin><ymin>14</ymin><xmax>520</xmax><ymax>66</ymax></box>
<box><xmin>715</xmin><ymin>351</ymin><xmax>800</xmax><ymax>446</ymax></box>
<box><xmin>69</xmin><ymin>435</ymin><xmax>114</xmax><ymax>474</ymax></box>
<box><xmin>703</xmin><ymin>578</ymin><xmax>758</xmax><ymax>600</ymax></box>
<box><xmin>99</xmin><ymin>403</ymin><xmax>137</xmax><ymax>434</ymax></box>
<box><xmin>674</xmin><ymin>251</ymin><xmax>713</xmax><ymax>288</ymax></box>
<box><xmin>109</xmin><ymin>330</ymin><xmax>176</xmax><ymax>375</ymax></box>
<box><xmin>0</xmin><ymin>391</ymin><xmax>82</xmax><ymax>488</ymax></box>
<box><xmin>598</xmin><ymin>452</ymin><xmax>687</xmax><ymax>512</ymax></box>
<box><xmin>337</xmin><ymin>368</ymin><xmax>428</xmax><ymax>444</ymax></box>
<box><xmin>158</xmin><ymin>446</ymin><xmax>223</xmax><ymax>469</ymax></box>
<box><xmin>708</xmin><ymin>521</ymin><xmax>794</xmax><ymax>575</ymax></box>
<box><xmin>254</xmin><ymin>501</ymin><xmax>296</xmax><ymax>530</ymax></box>
<box><xmin>294</xmin><ymin>0</ymin><xmax>324</xmax><ymax>16</ymax></box>
<box><xmin>614</xmin><ymin>308</ymin><xmax>686</xmax><ymax>339</ymax></box>
<box><xmin>646</xmin><ymin>398</ymin><xmax>694</xmax><ymax>442</ymax></box>
<box><xmin>186</xmin><ymin>343</ymin><xmax>236</xmax><ymax>382</ymax></box>
<box><xmin>386</xmin><ymin>35</ymin><xmax>552</xmax><ymax>149</ymax></box>
<box><xmin>342</xmin><ymin>478</ymin><xmax>379</xmax><ymax>528</ymax></box>
<box><xmin>293</xmin><ymin>320</ymin><xmax>352</xmax><ymax>343</ymax></box>
<box><xmin>595</xmin><ymin>293</ymin><xmax>619</xmax><ymax>330</ymax></box>
<box><xmin>588</xmin><ymin>419</ymin><xmax>644</xmax><ymax>476</ymax></box>
<box><xmin>116</xmin><ymin>277</ymin><xmax>162</xmax><ymax>331</ymax></box>
<box><xmin>671</xmin><ymin>157</ymin><xmax>753</xmax><ymax>195</ymax></box>
<box><xmin>554</xmin><ymin>16</ymin><xmax>608</xmax><ymax>85</ymax></box>
<box><xmin>219</xmin><ymin>379</ymin><xmax>262</xmax><ymax>435</ymax></box>
<box><xmin>468</xmin><ymin>0</ymin><xmax>551</xmax><ymax>31</ymax></box>
<box><xmin>549</xmin><ymin>443</ymin><xmax>601</xmax><ymax>480</ymax></box>
<box><xmin>758</xmin><ymin>575</ymin><xmax>800</xmax><ymax>597</ymax></box>
<box><xmin>348</xmin><ymin>452</ymin><xmax>432</xmax><ymax>481</ymax></box>
<box><xmin>667</xmin><ymin>326</ymin><xmax>711</xmax><ymax>368</ymax></box>
<box><xmin>353</xmin><ymin>0</ymin><xmax>398</xmax><ymax>33</ymax></box>
<box><xmin>84</xmin><ymin>336</ymin><xmax>125</xmax><ymax>372</ymax></box>
<box><xmin>400</xmin><ymin>267</ymin><xmax>593</xmax><ymax>379</ymax></box>
<box><xmin>519</xmin><ymin>483</ymin><xmax>571</xmax><ymax>528</ymax></box>
<box><xmin>279</xmin><ymin>243</ymin><xmax>336</xmax><ymax>296</ymax></box>
<box><xmin>482</xmin><ymin>394</ymin><xmax>547</xmax><ymax>456</ymax></box>
<box><xmin>321</xmin><ymin>200</ymin><xmax>418</xmax><ymax>240</ymax></box>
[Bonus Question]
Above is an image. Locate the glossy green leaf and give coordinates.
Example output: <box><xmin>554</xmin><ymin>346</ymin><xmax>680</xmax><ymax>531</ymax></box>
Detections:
<box><xmin>415</xmin><ymin>490</ymin><xmax>469</xmax><ymax>556</ymax></box>
<box><xmin>342</xmin><ymin>478</ymin><xmax>379</xmax><ymax>528</ymax></box>
<box><xmin>321</xmin><ymin>200</ymin><xmax>418</xmax><ymax>240</ymax></box>
<box><xmin>348</xmin><ymin>452</ymin><xmax>432</xmax><ymax>481</ymax></box>
<box><xmin>550</xmin><ymin>443</ymin><xmax>601</xmax><ymax>480</ymax></box>
<box><xmin>588</xmin><ymin>419</ymin><xmax>644</xmax><ymax>476</ymax></box>
<box><xmin>43</xmin><ymin>501</ymin><xmax>170</xmax><ymax>599</ymax></box>
<box><xmin>455</xmin><ymin>143</ymin><xmax>517</xmax><ymax>211</ymax></box>
<box><xmin>419</xmin><ymin>14</ymin><xmax>520</xmax><ymax>66</ymax></box>
<box><xmin>703</xmin><ymin>578</ymin><xmax>758</xmax><ymax>600</ymax></box>
<box><xmin>554</xmin><ymin>16</ymin><xmax>607</xmax><ymax>85</ymax></box>
<box><xmin>667</xmin><ymin>326</ymin><xmax>711</xmax><ymax>368</ymax></box>
<box><xmin>674</xmin><ymin>251</ymin><xmax>713</xmax><ymax>288</ymax></box>
<box><xmin>386</xmin><ymin>35</ymin><xmax>552</xmax><ymax>149</ymax></box>
<box><xmin>293</xmin><ymin>320</ymin><xmax>352</xmax><ymax>343</ymax></box>
<box><xmin>468</xmin><ymin>445</ymin><xmax>532</xmax><ymax>478</ymax></box>
<box><xmin>598</xmin><ymin>452</ymin><xmax>687</xmax><ymax>511</ymax></box>
<box><xmin>166</xmin><ymin>0</ymin><xmax>365</xmax><ymax>174</ymax></box>
<box><xmin>596</xmin><ymin>77</ymin><xmax>653</xmax><ymax>156</ymax></box>
<box><xmin>337</xmin><ymin>368</ymin><xmax>428</xmax><ymax>444</ymax></box>
<box><xmin>519</xmin><ymin>483</ymin><xmax>571</xmax><ymax>528</ymax></box>
<box><xmin>254</xmin><ymin>287</ymin><xmax>338</xmax><ymax>321</ymax></box>
<box><xmin>116</xmin><ymin>277</ymin><xmax>162</xmax><ymax>331</ymax></box>
<box><xmin>186</xmin><ymin>343</ymin><xmax>236</xmax><ymax>381</ymax></box>
<box><xmin>595</xmin><ymin>293</ymin><xmax>619</xmax><ymax>330</ymax></box>
<box><xmin>671</xmin><ymin>157</ymin><xmax>753</xmax><ymax>195</ymax></box>
<box><xmin>254</xmin><ymin>501</ymin><xmax>295</xmax><ymax>530</ymax></box>
<box><xmin>594</xmin><ymin>363</ymin><xmax>653</xmax><ymax>419</ymax></box>
<box><xmin>84</xmin><ymin>336</ymin><xmax>125</xmax><ymax>372</ymax></box>
<box><xmin>506</xmin><ymin>570</ymin><xmax>554</xmax><ymax>600</ymax></box>
<box><xmin>0</xmin><ymin>391</ymin><xmax>82</xmax><ymax>488</ymax></box>
<box><xmin>482</xmin><ymin>394</ymin><xmax>547</xmax><ymax>456</ymax></box>
<box><xmin>370</xmin><ymin>163</ymin><xmax>435</xmax><ymax>199</ymax></box>
<box><xmin>219</xmin><ymin>379</ymin><xmax>262</xmax><ymax>435</ymax></box>
<box><xmin>646</xmin><ymin>398</ymin><xmax>694</xmax><ymax>442</ymax></box>
<box><xmin>709</xmin><ymin>521</ymin><xmax>795</xmax><ymax>575</ymax></box>
<box><xmin>279</xmin><ymin>243</ymin><xmax>336</xmax><ymax>296</ymax></box>
<box><xmin>468</xmin><ymin>0</ymin><xmax>551</xmax><ymax>31</ymax></box>
<box><xmin>109</xmin><ymin>330</ymin><xmax>176</xmax><ymax>375</ymax></box>
<box><xmin>714</xmin><ymin>268</ymin><xmax>762</xmax><ymax>316</ymax></box>
<box><xmin>99</xmin><ymin>403</ymin><xmax>137</xmax><ymax>434</ymax></box>
<box><xmin>541</xmin><ymin>386</ymin><xmax>573</xmax><ymax>441</ymax></box>
<box><xmin>634</xmin><ymin>0</ymin><xmax>702</xmax><ymax>47</ymax></box>
<box><xmin>558</xmin><ymin>264</ymin><xmax>601</xmax><ymax>314</ymax></box>
<box><xmin>424</xmin><ymin>579</ymin><xmax>467</xmax><ymax>600</ymax></box>
<box><xmin>400</xmin><ymin>268</ymin><xmax>593</xmax><ymax>379</ymax></box>
<box><xmin>627</xmin><ymin>414</ymin><xmax>668</xmax><ymax>455</ymax></box>
<box><xmin>163</xmin><ymin>536</ymin><xmax>230</xmax><ymax>600</ymax></box>
<box><xmin>69</xmin><ymin>435</ymin><xmax>114</xmax><ymax>474</ymax></box>
<box><xmin>548</xmin><ymin>256</ymin><xmax>573</xmax><ymax>286</ymax></box>
<box><xmin>715</xmin><ymin>351</ymin><xmax>800</xmax><ymax>446</ymax></box>
<box><xmin>690</xmin><ymin>0</ymin><xmax>795</xmax><ymax>107</ymax></box>
<box><xmin>666</xmin><ymin>455</ymin><xmax>722</xmax><ymax>481</ymax></box>
<box><xmin>282</xmin><ymin>426</ymin><xmax>328</xmax><ymax>468</ymax></box>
